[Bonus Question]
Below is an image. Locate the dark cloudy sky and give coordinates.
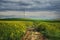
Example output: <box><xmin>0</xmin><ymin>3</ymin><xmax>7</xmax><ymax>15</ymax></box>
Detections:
<box><xmin>0</xmin><ymin>0</ymin><xmax>60</xmax><ymax>19</ymax></box>
<box><xmin>0</xmin><ymin>0</ymin><xmax>60</xmax><ymax>11</ymax></box>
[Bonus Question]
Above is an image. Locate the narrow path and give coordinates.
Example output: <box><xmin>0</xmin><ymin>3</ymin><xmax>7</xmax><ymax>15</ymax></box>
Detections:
<box><xmin>22</xmin><ymin>28</ymin><xmax>48</xmax><ymax>40</ymax></box>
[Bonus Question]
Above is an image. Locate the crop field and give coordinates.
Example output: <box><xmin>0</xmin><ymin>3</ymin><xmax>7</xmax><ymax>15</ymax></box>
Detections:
<box><xmin>0</xmin><ymin>21</ymin><xmax>60</xmax><ymax>40</ymax></box>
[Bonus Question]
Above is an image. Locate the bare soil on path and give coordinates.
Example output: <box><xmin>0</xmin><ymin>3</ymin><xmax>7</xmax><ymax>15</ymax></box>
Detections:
<box><xmin>22</xmin><ymin>28</ymin><xmax>48</xmax><ymax>40</ymax></box>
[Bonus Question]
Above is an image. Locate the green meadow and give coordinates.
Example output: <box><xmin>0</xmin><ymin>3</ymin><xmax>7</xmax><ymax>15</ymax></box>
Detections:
<box><xmin>0</xmin><ymin>18</ymin><xmax>60</xmax><ymax>40</ymax></box>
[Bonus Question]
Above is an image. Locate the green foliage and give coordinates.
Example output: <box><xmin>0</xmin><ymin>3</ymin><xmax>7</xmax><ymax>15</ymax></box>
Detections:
<box><xmin>35</xmin><ymin>22</ymin><xmax>60</xmax><ymax>40</ymax></box>
<box><xmin>0</xmin><ymin>21</ymin><xmax>32</xmax><ymax>40</ymax></box>
<box><xmin>0</xmin><ymin>21</ymin><xmax>60</xmax><ymax>40</ymax></box>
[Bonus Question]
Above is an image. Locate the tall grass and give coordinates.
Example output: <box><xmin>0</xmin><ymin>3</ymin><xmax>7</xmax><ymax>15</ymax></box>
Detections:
<box><xmin>0</xmin><ymin>21</ymin><xmax>60</xmax><ymax>40</ymax></box>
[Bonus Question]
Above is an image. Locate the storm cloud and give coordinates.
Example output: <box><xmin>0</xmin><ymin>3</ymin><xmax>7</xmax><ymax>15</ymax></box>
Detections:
<box><xmin>0</xmin><ymin>0</ymin><xmax>60</xmax><ymax>11</ymax></box>
<box><xmin>0</xmin><ymin>0</ymin><xmax>60</xmax><ymax>19</ymax></box>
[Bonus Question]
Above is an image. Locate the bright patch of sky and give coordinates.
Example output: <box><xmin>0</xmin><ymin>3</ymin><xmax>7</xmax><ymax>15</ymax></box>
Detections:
<box><xmin>0</xmin><ymin>11</ymin><xmax>60</xmax><ymax>19</ymax></box>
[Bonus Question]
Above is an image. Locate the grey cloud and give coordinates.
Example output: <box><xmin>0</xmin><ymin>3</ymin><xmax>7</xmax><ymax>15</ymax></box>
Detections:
<box><xmin>0</xmin><ymin>0</ymin><xmax>60</xmax><ymax>11</ymax></box>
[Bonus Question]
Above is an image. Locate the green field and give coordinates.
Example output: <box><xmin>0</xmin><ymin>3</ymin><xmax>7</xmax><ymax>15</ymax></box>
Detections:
<box><xmin>0</xmin><ymin>20</ymin><xmax>60</xmax><ymax>40</ymax></box>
